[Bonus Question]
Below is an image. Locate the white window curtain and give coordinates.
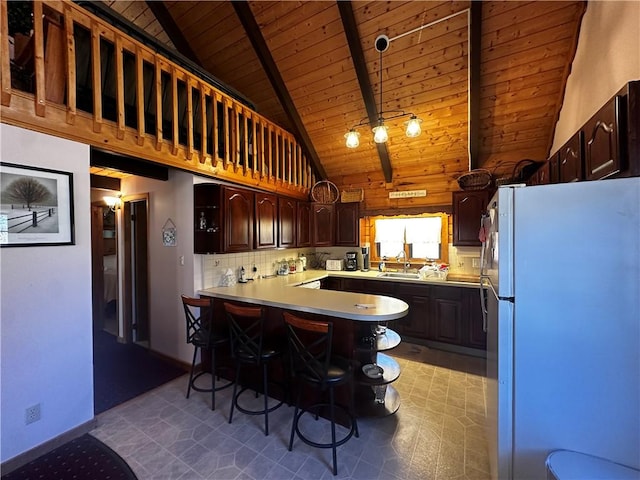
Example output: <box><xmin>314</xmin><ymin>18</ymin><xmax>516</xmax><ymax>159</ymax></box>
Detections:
<box><xmin>374</xmin><ymin>218</ymin><xmax>405</xmax><ymax>243</ymax></box>
<box><xmin>405</xmin><ymin>217</ymin><xmax>441</xmax><ymax>244</ymax></box>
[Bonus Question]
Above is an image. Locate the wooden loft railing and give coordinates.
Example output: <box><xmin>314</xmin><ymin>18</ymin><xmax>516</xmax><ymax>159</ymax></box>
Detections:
<box><xmin>0</xmin><ymin>0</ymin><xmax>314</xmax><ymax>198</ymax></box>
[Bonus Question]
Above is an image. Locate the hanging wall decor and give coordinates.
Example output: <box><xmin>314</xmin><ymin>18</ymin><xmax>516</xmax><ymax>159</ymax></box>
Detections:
<box><xmin>162</xmin><ymin>218</ymin><xmax>177</xmax><ymax>247</ymax></box>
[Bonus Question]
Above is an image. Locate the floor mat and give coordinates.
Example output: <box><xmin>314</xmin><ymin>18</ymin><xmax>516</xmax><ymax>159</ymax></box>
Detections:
<box><xmin>1</xmin><ymin>434</ymin><xmax>137</xmax><ymax>480</ymax></box>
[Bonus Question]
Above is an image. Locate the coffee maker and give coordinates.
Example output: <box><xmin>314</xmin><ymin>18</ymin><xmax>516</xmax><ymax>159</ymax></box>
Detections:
<box><xmin>361</xmin><ymin>246</ymin><xmax>370</xmax><ymax>272</ymax></box>
<box><xmin>345</xmin><ymin>251</ymin><xmax>358</xmax><ymax>271</ymax></box>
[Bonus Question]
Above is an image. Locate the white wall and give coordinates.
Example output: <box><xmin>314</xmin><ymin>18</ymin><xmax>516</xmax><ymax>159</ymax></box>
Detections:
<box><xmin>0</xmin><ymin>124</ymin><xmax>93</xmax><ymax>462</ymax></box>
<box><xmin>121</xmin><ymin>170</ymin><xmax>196</xmax><ymax>365</ymax></box>
<box><xmin>552</xmin><ymin>1</ymin><xmax>640</xmax><ymax>151</ymax></box>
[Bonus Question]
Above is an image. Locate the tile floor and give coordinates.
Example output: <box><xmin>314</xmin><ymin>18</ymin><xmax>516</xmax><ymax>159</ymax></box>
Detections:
<box><xmin>91</xmin><ymin>342</ymin><xmax>489</xmax><ymax>479</ymax></box>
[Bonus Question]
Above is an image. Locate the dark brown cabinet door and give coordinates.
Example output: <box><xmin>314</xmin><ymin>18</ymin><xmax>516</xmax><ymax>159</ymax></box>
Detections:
<box><xmin>255</xmin><ymin>192</ymin><xmax>278</xmax><ymax>249</ymax></box>
<box><xmin>464</xmin><ymin>288</ymin><xmax>487</xmax><ymax>349</ymax></box>
<box><xmin>395</xmin><ymin>284</ymin><xmax>430</xmax><ymax>339</ymax></box>
<box><xmin>223</xmin><ymin>187</ymin><xmax>254</xmax><ymax>252</ymax></box>
<box><xmin>452</xmin><ymin>190</ymin><xmax>489</xmax><ymax>246</ymax></box>
<box><xmin>296</xmin><ymin>202</ymin><xmax>312</xmax><ymax>247</ymax></box>
<box><xmin>194</xmin><ymin>184</ymin><xmax>222</xmax><ymax>254</ymax></box>
<box><xmin>278</xmin><ymin>197</ymin><xmax>296</xmax><ymax>248</ymax></box>
<box><xmin>312</xmin><ymin>203</ymin><xmax>334</xmax><ymax>247</ymax></box>
<box><xmin>430</xmin><ymin>286</ymin><xmax>464</xmax><ymax>345</ymax></box>
<box><xmin>558</xmin><ymin>131</ymin><xmax>584</xmax><ymax>183</ymax></box>
<box><xmin>584</xmin><ymin>95</ymin><xmax>625</xmax><ymax>180</ymax></box>
<box><xmin>335</xmin><ymin>202</ymin><xmax>359</xmax><ymax>247</ymax></box>
<box><xmin>528</xmin><ymin>161</ymin><xmax>550</xmax><ymax>186</ymax></box>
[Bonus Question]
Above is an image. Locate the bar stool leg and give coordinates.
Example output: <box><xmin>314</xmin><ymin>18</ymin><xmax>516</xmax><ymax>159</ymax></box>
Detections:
<box><xmin>229</xmin><ymin>364</ymin><xmax>241</xmax><ymax>424</ymax></box>
<box><xmin>210</xmin><ymin>348</ymin><xmax>216</xmax><ymax>410</ymax></box>
<box><xmin>330</xmin><ymin>387</ymin><xmax>337</xmax><ymax>476</ymax></box>
<box><xmin>187</xmin><ymin>346</ymin><xmax>198</xmax><ymax>399</ymax></box>
<box><xmin>262</xmin><ymin>363</ymin><xmax>269</xmax><ymax>436</ymax></box>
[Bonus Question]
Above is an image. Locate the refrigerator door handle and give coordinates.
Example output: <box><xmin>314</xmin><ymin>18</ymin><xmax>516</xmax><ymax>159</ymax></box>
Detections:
<box><xmin>480</xmin><ymin>279</ymin><xmax>488</xmax><ymax>333</ymax></box>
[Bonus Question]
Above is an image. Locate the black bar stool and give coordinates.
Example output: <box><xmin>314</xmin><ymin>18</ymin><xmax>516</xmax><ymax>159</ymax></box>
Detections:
<box><xmin>283</xmin><ymin>312</ymin><xmax>359</xmax><ymax>476</ymax></box>
<box><xmin>223</xmin><ymin>302</ymin><xmax>284</xmax><ymax>436</ymax></box>
<box><xmin>181</xmin><ymin>295</ymin><xmax>232</xmax><ymax>410</ymax></box>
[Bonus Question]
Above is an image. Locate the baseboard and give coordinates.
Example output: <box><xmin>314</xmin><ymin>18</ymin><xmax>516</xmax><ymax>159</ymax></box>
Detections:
<box><xmin>401</xmin><ymin>336</ymin><xmax>487</xmax><ymax>358</ymax></box>
<box><xmin>1</xmin><ymin>418</ymin><xmax>97</xmax><ymax>475</ymax></box>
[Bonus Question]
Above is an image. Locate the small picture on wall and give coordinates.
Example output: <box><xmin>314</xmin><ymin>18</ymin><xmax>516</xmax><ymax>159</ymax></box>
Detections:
<box><xmin>0</xmin><ymin>162</ymin><xmax>75</xmax><ymax>247</ymax></box>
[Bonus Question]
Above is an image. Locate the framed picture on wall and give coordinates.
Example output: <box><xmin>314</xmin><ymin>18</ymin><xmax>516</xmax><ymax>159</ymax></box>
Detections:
<box><xmin>0</xmin><ymin>162</ymin><xmax>75</xmax><ymax>247</ymax></box>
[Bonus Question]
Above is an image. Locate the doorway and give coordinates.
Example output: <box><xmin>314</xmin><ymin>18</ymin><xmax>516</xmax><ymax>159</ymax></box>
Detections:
<box><xmin>122</xmin><ymin>195</ymin><xmax>150</xmax><ymax>346</ymax></box>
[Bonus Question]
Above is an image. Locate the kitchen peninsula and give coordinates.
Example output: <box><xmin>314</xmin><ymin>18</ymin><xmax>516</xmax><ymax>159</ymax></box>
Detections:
<box><xmin>199</xmin><ymin>271</ymin><xmax>410</xmax><ymax>416</ymax></box>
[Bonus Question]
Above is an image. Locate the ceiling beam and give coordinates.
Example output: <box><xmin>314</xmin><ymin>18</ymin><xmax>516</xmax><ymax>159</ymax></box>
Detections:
<box><xmin>469</xmin><ymin>2</ymin><xmax>482</xmax><ymax>170</ymax></box>
<box><xmin>338</xmin><ymin>1</ymin><xmax>393</xmax><ymax>184</ymax></box>
<box><xmin>145</xmin><ymin>1</ymin><xmax>201</xmax><ymax>65</ymax></box>
<box><xmin>232</xmin><ymin>1</ymin><xmax>327</xmax><ymax>180</ymax></box>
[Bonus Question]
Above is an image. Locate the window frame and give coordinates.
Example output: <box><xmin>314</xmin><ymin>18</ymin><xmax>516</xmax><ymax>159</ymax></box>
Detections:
<box><xmin>368</xmin><ymin>213</ymin><xmax>449</xmax><ymax>266</ymax></box>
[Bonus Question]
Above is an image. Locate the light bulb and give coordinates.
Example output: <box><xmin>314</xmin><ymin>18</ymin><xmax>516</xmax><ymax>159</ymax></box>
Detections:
<box><xmin>344</xmin><ymin>129</ymin><xmax>360</xmax><ymax>148</ymax></box>
<box><xmin>405</xmin><ymin>116</ymin><xmax>422</xmax><ymax>138</ymax></box>
<box><xmin>372</xmin><ymin>123</ymin><xmax>389</xmax><ymax>143</ymax></box>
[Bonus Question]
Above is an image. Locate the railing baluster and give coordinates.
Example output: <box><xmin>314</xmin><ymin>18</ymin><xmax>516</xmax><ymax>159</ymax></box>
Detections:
<box><xmin>171</xmin><ymin>66</ymin><xmax>178</xmax><ymax>155</ymax></box>
<box><xmin>234</xmin><ymin>104</ymin><xmax>241</xmax><ymax>170</ymax></box>
<box><xmin>259</xmin><ymin>121</ymin><xmax>266</xmax><ymax>178</ymax></box>
<box><xmin>115</xmin><ymin>35</ymin><xmax>125</xmax><ymax>139</ymax></box>
<box><xmin>268</xmin><ymin>124</ymin><xmax>274</xmax><ymax>180</ymax></box>
<box><xmin>251</xmin><ymin>114</ymin><xmax>257</xmax><ymax>177</ymax></box>
<box><xmin>199</xmin><ymin>82</ymin><xmax>207</xmax><ymax>164</ymax></box>
<box><xmin>91</xmin><ymin>20</ymin><xmax>102</xmax><ymax>132</ymax></box>
<box><xmin>186</xmin><ymin>78</ymin><xmax>193</xmax><ymax>160</ymax></box>
<box><xmin>33</xmin><ymin>1</ymin><xmax>46</xmax><ymax>116</ymax></box>
<box><xmin>135</xmin><ymin>46</ymin><xmax>145</xmax><ymax>145</ymax></box>
<box><xmin>1</xmin><ymin>0</ymin><xmax>12</xmax><ymax>106</ymax></box>
<box><xmin>213</xmin><ymin>92</ymin><xmax>221</xmax><ymax>166</ymax></box>
<box><xmin>63</xmin><ymin>5</ymin><xmax>76</xmax><ymax>124</ymax></box>
<box><xmin>154</xmin><ymin>58</ymin><xmax>163</xmax><ymax>150</ymax></box>
<box><xmin>242</xmin><ymin>109</ymin><xmax>248</xmax><ymax>174</ymax></box>
<box><xmin>224</xmin><ymin>97</ymin><xmax>231</xmax><ymax>166</ymax></box>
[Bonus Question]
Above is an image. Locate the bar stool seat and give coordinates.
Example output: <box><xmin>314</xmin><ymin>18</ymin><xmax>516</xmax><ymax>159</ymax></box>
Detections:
<box><xmin>224</xmin><ymin>302</ymin><xmax>284</xmax><ymax>436</ymax></box>
<box><xmin>181</xmin><ymin>295</ymin><xmax>232</xmax><ymax>410</ymax></box>
<box><xmin>284</xmin><ymin>312</ymin><xmax>359</xmax><ymax>476</ymax></box>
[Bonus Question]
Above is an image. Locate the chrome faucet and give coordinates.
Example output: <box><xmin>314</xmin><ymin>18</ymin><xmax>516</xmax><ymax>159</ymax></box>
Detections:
<box><xmin>396</xmin><ymin>251</ymin><xmax>410</xmax><ymax>273</ymax></box>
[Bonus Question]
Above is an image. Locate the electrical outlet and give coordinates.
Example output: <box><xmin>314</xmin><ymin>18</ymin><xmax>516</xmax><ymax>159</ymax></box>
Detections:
<box><xmin>472</xmin><ymin>258</ymin><xmax>480</xmax><ymax>268</ymax></box>
<box><xmin>25</xmin><ymin>404</ymin><xmax>41</xmax><ymax>425</ymax></box>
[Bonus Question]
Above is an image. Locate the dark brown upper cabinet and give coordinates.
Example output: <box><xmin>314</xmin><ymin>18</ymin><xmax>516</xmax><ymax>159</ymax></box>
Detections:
<box><xmin>584</xmin><ymin>94</ymin><xmax>626</xmax><ymax>180</ymax></box>
<box><xmin>194</xmin><ymin>184</ymin><xmax>222</xmax><ymax>254</ymax></box>
<box><xmin>223</xmin><ymin>187</ymin><xmax>254</xmax><ymax>252</ymax></box>
<box><xmin>559</xmin><ymin>131</ymin><xmax>584</xmax><ymax>183</ymax></box>
<box><xmin>278</xmin><ymin>197</ymin><xmax>297</xmax><ymax>248</ymax></box>
<box><xmin>452</xmin><ymin>190</ymin><xmax>489</xmax><ymax>247</ymax></box>
<box><xmin>254</xmin><ymin>192</ymin><xmax>278</xmax><ymax>249</ymax></box>
<box><xmin>312</xmin><ymin>203</ymin><xmax>334</xmax><ymax>247</ymax></box>
<box><xmin>334</xmin><ymin>202</ymin><xmax>360</xmax><ymax>247</ymax></box>
<box><xmin>296</xmin><ymin>201</ymin><xmax>312</xmax><ymax>248</ymax></box>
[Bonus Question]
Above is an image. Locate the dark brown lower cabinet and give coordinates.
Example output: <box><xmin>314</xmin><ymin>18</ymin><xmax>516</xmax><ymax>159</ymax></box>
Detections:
<box><xmin>430</xmin><ymin>286</ymin><xmax>464</xmax><ymax>345</ymax></box>
<box><xmin>329</xmin><ymin>277</ymin><xmax>486</xmax><ymax>351</ymax></box>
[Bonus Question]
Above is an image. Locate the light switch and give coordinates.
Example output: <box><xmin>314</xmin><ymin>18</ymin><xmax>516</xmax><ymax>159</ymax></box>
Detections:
<box><xmin>180</xmin><ymin>255</ymin><xmax>184</xmax><ymax>266</ymax></box>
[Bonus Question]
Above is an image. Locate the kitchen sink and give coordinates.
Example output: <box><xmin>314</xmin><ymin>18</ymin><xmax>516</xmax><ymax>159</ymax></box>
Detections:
<box><xmin>377</xmin><ymin>272</ymin><xmax>421</xmax><ymax>280</ymax></box>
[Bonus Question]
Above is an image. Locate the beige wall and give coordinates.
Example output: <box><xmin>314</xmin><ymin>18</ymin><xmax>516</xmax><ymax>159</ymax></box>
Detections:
<box><xmin>552</xmin><ymin>0</ymin><xmax>640</xmax><ymax>152</ymax></box>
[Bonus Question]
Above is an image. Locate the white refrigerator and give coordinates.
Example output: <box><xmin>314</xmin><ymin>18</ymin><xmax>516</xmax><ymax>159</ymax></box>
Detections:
<box><xmin>480</xmin><ymin>178</ymin><xmax>640</xmax><ymax>479</ymax></box>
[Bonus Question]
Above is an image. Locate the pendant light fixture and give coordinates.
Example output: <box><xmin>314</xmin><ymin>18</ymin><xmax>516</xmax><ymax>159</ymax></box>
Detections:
<box><xmin>345</xmin><ymin>35</ymin><xmax>423</xmax><ymax>148</ymax></box>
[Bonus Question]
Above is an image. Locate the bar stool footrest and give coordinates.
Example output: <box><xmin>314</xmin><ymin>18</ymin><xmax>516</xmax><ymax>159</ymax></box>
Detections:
<box><xmin>293</xmin><ymin>402</ymin><xmax>358</xmax><ymax>449</ymax></box>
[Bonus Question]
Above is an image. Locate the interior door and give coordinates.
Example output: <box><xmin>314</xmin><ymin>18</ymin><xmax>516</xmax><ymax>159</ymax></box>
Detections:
<box><xmin>90</xmin><ymin>205</ymin><xmax>105</xmax><ymax>330</ymax></box>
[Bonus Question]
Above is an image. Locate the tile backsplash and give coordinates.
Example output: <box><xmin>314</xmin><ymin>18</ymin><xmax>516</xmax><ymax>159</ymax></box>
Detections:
<box><xmin>200</xmin><ymin>244</ymin><xmax>482</xmax><ymax>288</ymax></box>
<box><xmin>201</xmin><ymin>248</ymin><xmax>317</xmax><ymax>288</ymax></box>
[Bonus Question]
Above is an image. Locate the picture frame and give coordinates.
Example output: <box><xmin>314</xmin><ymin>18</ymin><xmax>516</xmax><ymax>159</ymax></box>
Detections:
<box><xmin>0</xmin><ymin>162</ymin><xmax>75</xmax><ymax>247</ymax></box>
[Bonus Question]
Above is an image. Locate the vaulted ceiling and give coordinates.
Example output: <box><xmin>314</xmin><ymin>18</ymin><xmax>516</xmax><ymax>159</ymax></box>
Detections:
<box><xmin>99</xmin><ymin>0</ymin><xmax>586</xmax><ymax>212</ymax></box>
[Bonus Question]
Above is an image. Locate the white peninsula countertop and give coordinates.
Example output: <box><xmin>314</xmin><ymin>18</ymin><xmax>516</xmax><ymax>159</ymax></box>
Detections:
<box><xmin>198</xmin><ymin>271</ymin><xmax>410</xmax><ymax>322</ymax></box>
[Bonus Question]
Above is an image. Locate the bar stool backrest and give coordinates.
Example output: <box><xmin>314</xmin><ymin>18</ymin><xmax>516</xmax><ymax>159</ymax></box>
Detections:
<box><xmin>224</xmin><ymin>302</ymin><xmax>265</xmax><ymax>362</ymax></box>
<box><xmin>284</xmin><ymin>312</ymin><xmax>334</xmax><ymax>387</ymax></box>
<box><xmin>181</xmin><ymin>295</ymin><xmax>214</xmax><ymax>347</ymax></box>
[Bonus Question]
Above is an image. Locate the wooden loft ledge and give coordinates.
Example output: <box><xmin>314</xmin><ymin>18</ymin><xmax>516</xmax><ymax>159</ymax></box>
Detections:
<box><xmin>0</xmin><ymin>0</ymin><xmax>313</xmax><ymax>199</ymax></box>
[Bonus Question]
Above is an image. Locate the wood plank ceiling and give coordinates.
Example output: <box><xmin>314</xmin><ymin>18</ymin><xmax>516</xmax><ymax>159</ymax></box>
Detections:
<box><xmin>98</xmin><ymin>0</ymin><xmax>586</xmax><ymax>213</ymax></box>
